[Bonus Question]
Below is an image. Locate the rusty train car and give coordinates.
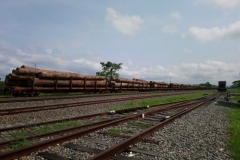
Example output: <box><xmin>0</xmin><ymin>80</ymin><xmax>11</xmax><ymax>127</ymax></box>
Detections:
<box><xmin>1</xmin><ymin>65</ymin><xmax>208</xmax><ymax>97</ymax></box>
<box><xmin>217</xmin><ymin>81</ymin><xmax>227</xmax><ymax>92</ymax></box>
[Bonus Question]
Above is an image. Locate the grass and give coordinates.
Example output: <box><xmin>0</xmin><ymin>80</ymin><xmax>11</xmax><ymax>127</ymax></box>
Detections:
<box><xmin>10</xmin><ymin>139</ymin><xmax>33</xmax><ymax>150</ymax></box>
<box><xmin>93</xmin><ymin>116</ymin><xmax>107</xmax><ymax>121</ymax></box>
<box><xmin>9</xmin><ymin>131</ymin><xmax>32</xmax><ymax>150</ymax></box>
<box><xmin>10</xmin><ymin>131</ymin><xmax>27</xmax><ymax>139</ymax></box>
<box><xmin>226</xmin><ymin>95</ymin><xmax>240</xmax><ymax>160</ymax></box>
<box><xmin>128</xmin><ymin>121</ymin><xmax>152</xmax><ymax>128</ymax></box>
<box><xmin>33</xmin><ymin>120</ymin><xmax>82</xmax><ymax>134</ymax></box>
<box><xmin>8</xmin><ymin>120</ymin><xmax>82</xmax><ymax>150</ymax></box>
<box><xmin>109</xmin><ymin>91</ymin><xmax>216</xmax><ymax>111</ymax></box>
<box><xmin>228</xmin><ymin>88</ymin><xmax>240</xmax><ymax>93</ymax></box>
<box><xmin>106</xmin><ymin>128</ymin><xmax>134</xmax><ymax>134</ymax></box>
<box><xmin>232</xmin><ymin>95</ymin><xmax>240</xmax><ymax>103</ymax></box>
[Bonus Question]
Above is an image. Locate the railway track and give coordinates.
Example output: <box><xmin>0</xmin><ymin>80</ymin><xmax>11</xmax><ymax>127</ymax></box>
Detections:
<box><xmin>0</xmin><ymin>94</ymin><xmax>216</xmax><ymax>159</ymax></box>
<box><xmin>0</xmin><ymin>91</ymin><xmax>162</xmax><ymax>104</ymax></box>
<box><xmin>0</xmin><ymin>92</ymin><xmax>195</xmax><ymax>116</ymax></box>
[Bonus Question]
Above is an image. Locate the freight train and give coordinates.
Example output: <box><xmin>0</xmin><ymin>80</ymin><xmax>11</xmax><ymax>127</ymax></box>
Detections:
<box><xmin>1</xmin><ymin>65</ymin><xmax>209</xmax><ymax>97</ymax></box>
<box><xmin>217</xmin><ymin>81</ymin><xmax>227</xmax><ymax>92</ymax></box>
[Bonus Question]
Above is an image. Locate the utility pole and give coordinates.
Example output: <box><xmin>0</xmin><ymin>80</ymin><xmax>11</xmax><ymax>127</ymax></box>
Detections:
<box><xmin>169</xmin><ymin>77</ymin><xmax>172</xmax><ymax>83</ymax></box>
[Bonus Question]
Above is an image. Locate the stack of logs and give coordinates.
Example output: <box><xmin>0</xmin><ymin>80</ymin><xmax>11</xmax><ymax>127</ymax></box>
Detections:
<box><xmin>110</xmin><ymin>78</ymin><xmax>151</xmax><ymax>91</ymax></box>
<box><xmin>5</xmin><ymin>65</ymin><xmax>108</xmax><ymax>91</ymax></box>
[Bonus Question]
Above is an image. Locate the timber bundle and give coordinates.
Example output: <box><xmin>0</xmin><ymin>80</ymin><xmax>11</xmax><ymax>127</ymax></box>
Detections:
<box><xmin>5</xmin><ymin>65</ymin><xmax>168</xmax><ymax>92</ymax></box>
<box><xmin>2</xmin><ymin>65</ymin><xmax>208</xmax><ymax>97</ymax></box>
<box><xmin>5</xmin><ymin>65</ymin><xmax>108</xmax><ymax>91</ymax></box>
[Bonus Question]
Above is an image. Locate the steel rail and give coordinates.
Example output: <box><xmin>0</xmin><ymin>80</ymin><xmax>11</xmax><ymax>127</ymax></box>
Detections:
<box><xmin>0</xmin><ymin>98</ymin><xmax>209</xmax><ymax>160</ymax></box>
<box><xmin>88</xmin><ymin>97</ymin><xmax>215</xmax><ymax>160</ymax></box>
<box><xmin>0</xmin><ymin>98</ymin><xmax>190</xmax><ymax>132</ymax></box>
<box><xmin>0</xmin><ymin>92</ymin><xmax>189</xmax><ymax>116</ymax></box>
<box><xmin>0</xmin><ymin>91</ymin><xmax>162</xmax><ymax>103</ymax></box>
<box><xmin>0</xmin><ymin>99</ymin><xmax>202</xmax><ymax>149</ymax></box>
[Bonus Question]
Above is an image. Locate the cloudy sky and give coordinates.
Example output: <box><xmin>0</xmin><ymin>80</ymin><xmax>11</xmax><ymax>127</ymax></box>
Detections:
<box><xmin>0</xmin><ymin>0</ymin><xmax>240</xmax><ymax>85</ymax></box>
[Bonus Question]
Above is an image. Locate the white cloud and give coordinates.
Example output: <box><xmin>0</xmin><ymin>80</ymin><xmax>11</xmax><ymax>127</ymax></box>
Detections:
<box><xmin>183</xmin><ymin>48</ymin><xmax>192</xmax><ymax>54</ymax></box>
<box><xmin>197</xmin><ymin>0</ymin><xmax>240</xmax><ymax>8</ymax></box>
<box><xmin>106</xmin><ymin>8</ymin><xmax>144</xmax><ymax>36</ymax></box>
<box><xmin>170</xmin><ymin>12</ymin><xmax>182</xmax><ymax>19</ymax></box>
<box><xmin>188</xmin><ymin>20</ymin><xmax>240</xmax><ymax>42</ymax></box>
<box><xmin>73</xmin><ymin>58</ymin><xmax>102</xmax><ymax>71</ymax></box>
<box><xmin>181</xmin><ymin>33</ymin><xmax>186</xmax><ymax>39</ymax></box>
<box><xmin>161</xmin><ymin>25</ymin><xmax>177</xmax><ymax>34</ymax></box>
<box><xmin>0</xmin><ymin>40</ymin><xmax>239</xmax><ymax>85</ymax></box>
<box><xmin>45</xmin><ymin>49</ymin><xmax>52</xmax><ymax>54</ymax></box>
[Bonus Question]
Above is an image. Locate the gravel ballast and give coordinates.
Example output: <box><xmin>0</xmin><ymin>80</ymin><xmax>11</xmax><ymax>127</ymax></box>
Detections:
<box><xmin>1</xmin><ymin>93</ymin><xmax>233</xmax><ymax>159</ymax></box>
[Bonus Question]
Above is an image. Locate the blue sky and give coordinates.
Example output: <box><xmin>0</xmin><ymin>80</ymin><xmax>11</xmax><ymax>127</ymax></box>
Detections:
<box><xmin>0</xmin><ymin>0</ymin><xmax>240</xmax><ymax>85</ymax></box>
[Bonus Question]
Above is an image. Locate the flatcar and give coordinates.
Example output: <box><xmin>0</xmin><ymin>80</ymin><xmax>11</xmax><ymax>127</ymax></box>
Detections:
<box><xmin>1</xmin><ymin>65</ymin><xmax>212</xmax><ymax>97</ymax></box>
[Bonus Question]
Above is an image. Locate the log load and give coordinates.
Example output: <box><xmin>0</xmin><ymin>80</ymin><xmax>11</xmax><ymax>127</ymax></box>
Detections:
<box><xmin>27</xmin><ymin>78</ymin><xmax>107</xmax><ymax>87</ymax></box>
<box><xmin>112</xmin><ymin>78</ymin><xmax>147</xmax><ymax>84</ymax></box>
<box><xmin>110</xmin><ymin>82</ymin><xmax>149</xmax><ymax>88</ymax></box>
<box><xmin>38</xmin><ymin>72</ymin><xmax>106</xmax><ymax>80</ymax></box>
<box><xmin>133</xmin><ymin>78</ymin><xmax>149</xmax><ymax>83</ymax></box>
<box><xmin>5</xmin><ymin>65</ymin><xmax>108</xmax><ymax>93</ymax></box>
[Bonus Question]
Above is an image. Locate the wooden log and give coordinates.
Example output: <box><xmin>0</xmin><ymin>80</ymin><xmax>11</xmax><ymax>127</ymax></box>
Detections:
<box><xmin>17</xmin><ymin>66</ymin><xmax>106</xmax><ymax>80</ymax></box>
<box><xmin>112</xmin><ymin>78</ymin><xmax>143</xmax><ymax>84</ymax></box>
<box><xmin>133</xmin><ymin>78</ymin><xmax>148</xmax><ymax>83</ymax></box>
<box><xmin>8</xmin><ymin>74</ymin><xmax>33</xmax><ymax>80</ymax></box>
<box><xmin>11</xmin><ymin>86</ymin><xmax>108</xmax><ymax>91</ymax></box>
<box><xmin>5</xmin><ymin>76</ymin><xmax>28</xmax><ymax>86</ymax></box>
<box><xmin>21</xmin><ymin>65</ymin><xmax>53</xmax><ymax>72</ymax></box>
<box><xmin>111</xmin><ymin>82</ymin><xmax>150</xmax><ymax>88</ymax></box>
<box><xmin>16</xmin><ymin>67</ymin><xmax>70</xmax><ymax>75</ymax></box>
<box><xmin>27</xmin><ymin>78</ymin><xmax>107</xmax><ymax>87</ymax></box>
<box><xmin>15</xmin><ymin>68</ymin><xmax>40</xmax><ymax>75</ymax></box>
<box><xmin>12</xmin><ymin>69</ymin><xmax>16</xmax><ymax>74</ymax></box>
<box><xmin>38</xmin><ymin>72</ymin><xmax>106</xmax><ymax>80</ymax></box>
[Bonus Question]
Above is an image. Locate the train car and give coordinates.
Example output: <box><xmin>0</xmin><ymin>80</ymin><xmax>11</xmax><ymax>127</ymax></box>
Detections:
<box><xmin>168</xmin><ymin>83</ymin><xmax>181</xmax><ymax>91</ymax></box>
<box><xmin>149</xmin><ymin>81</ymin><xmax>168</xmax><ymax>91</ymax></box>
<box><xmin>110</xmin><ymin>78</ymin><xmax>151</xmax><ymax>92</ymax></box>
<box><xmin>218</xmin><ymin>81</ymin><xmax>227</xmax><ymax>92</ymax></box>
<box><xmin>2</xmin><ymin>65</ymin><xmax>215</xmax><ymax>96</ymax></box>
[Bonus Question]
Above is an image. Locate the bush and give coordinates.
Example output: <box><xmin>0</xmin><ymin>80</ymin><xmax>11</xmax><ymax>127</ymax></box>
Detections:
<box><xmin>0</xmin><ymin>81</ymin><xmax>5</xmax><ymax>87</ymax></box>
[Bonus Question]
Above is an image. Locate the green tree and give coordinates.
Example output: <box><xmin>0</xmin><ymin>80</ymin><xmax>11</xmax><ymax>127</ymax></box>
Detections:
<box><xmin>230</xmin><ymin>80</ymin><xmax>240</xmax><ymax>88</ymax></box>
<box><xmin>96</xmin><ymin>61</ymin><xmax>122</xmax><ymax>79</ymax></box>
<box><xmin>199</xmin><ymin>82</ymin><xmax>213</xmax><ymax>88</ymax></box>
<box><xmin>0</xmin><ymin>80</ymin><xmax>5</xmax><ymax>87</ymax></box>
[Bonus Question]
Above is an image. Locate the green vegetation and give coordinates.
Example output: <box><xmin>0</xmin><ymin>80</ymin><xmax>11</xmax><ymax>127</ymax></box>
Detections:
<box><xmin>232</xmin><ymin>95</ymin><xmax>240</xmax><ymax>102</ymax></box>
<box><xmin>33</xmin><ymin>120</ymin><xmax>82</xmax><ymax>134</ymax></box>
<box><xmin>11</xmin><ymin>131</ymin><xmax>27</xmax><ymax>139</ymax></box>
<box><xmin>9</xmin><ymin>131</ymin><xmax>32</xmax><ymax>150</ymax></box>
<box><xmin>229</xmin><ymin>80</ymin><xmax>240</xmax><ymax>89</ymax></box>
<box><xmin>228</xmin><ymin>88</ymin><xmax>240</xmax><ymax>93</ymax></box>
<box><xmin>106</xmin><ymin>128</ymin><xmax>134</xmax><ymax>134</ymax></box>
<box><xmin>226</xmin><ymin>95</ymin><xmax>240</xmax><ymax>159</ymax></box>
<box><xmin>8</xmin><ymin>120</ymin><xmax>82</xmax><ymax>150</ymax></box>
<box><xmin>199</xmin><ymin>82</ymin><xmax>217</xmax><ymax>88</ymax></box>
<box><xmin>109</xmin><ymin>91</ymin><xmax>216</xmax><ymax>111</ymax></box>
<box><xmin>0</xmin><ymin>80</ymin><xmax>5</xmax><ymax>87</ymax></box>
<box><xmin>10</xmin><ymin>120</ymin><xmax>82</xmax><ymax>140</ymax></box>
<box><xmin>96</xmin><ymin>61</ymin><xmax>122</xmax><ymax>79</ymax></box>
<box><xmin>128</xmin><ymin>121</ymin><xmax>152</xmax><ymax>128</ymax></box>
<box><xmin>10</xmin><ymin>139</ymin><xmax>33</xmax><ymax>150</ymax></box>
<box><xmin>93</xmin><ymin>116</ymin><xmax>107</xmax><ymax>121</ymax></box>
